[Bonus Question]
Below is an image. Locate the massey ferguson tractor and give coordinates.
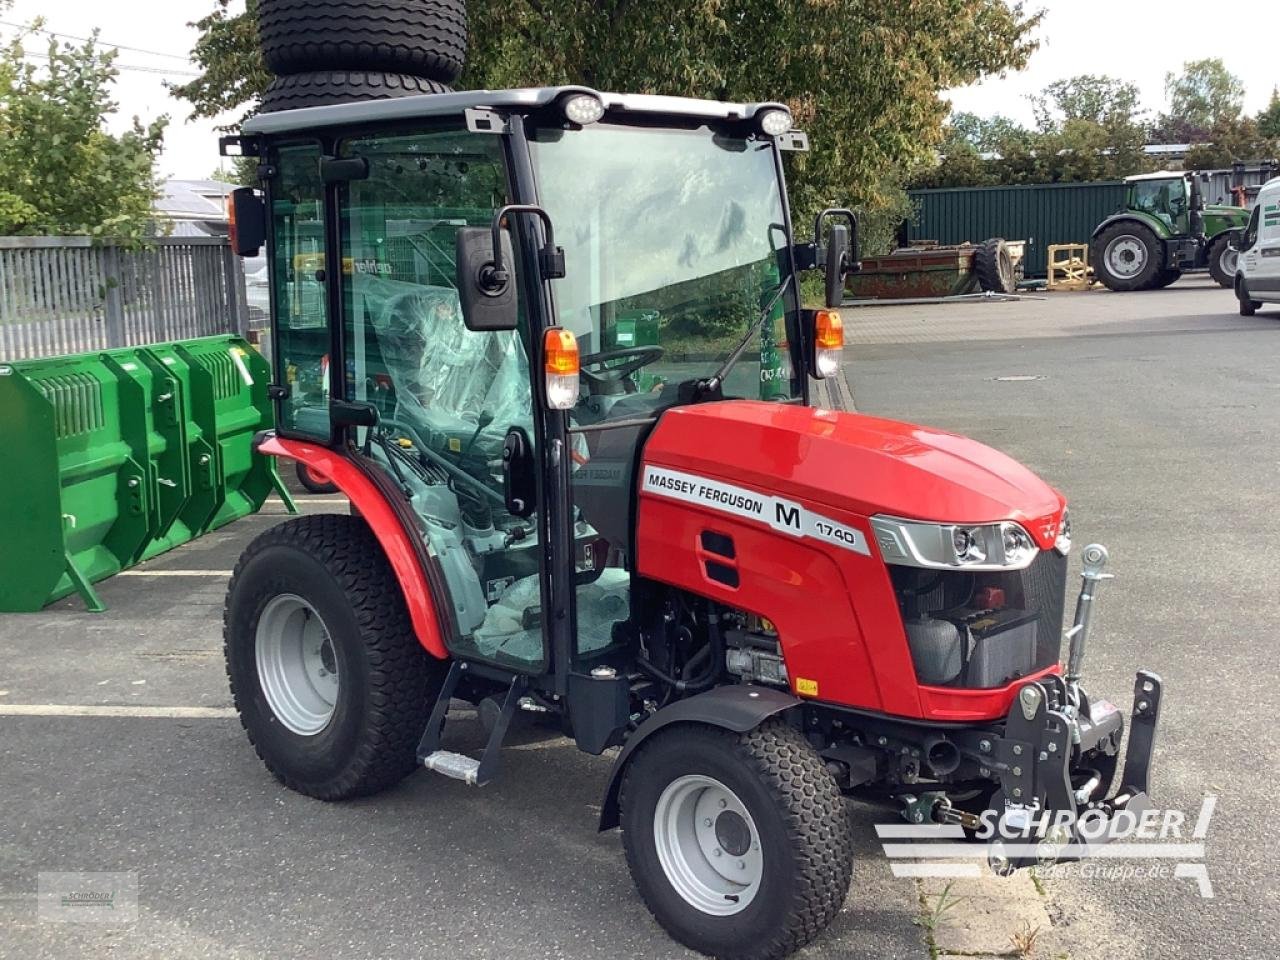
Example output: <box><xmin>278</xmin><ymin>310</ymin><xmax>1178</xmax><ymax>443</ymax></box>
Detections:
<box><xmin>220</xmin><ymin>4</ymin><xmax>1164</xmax><ymax>957</ymax></box>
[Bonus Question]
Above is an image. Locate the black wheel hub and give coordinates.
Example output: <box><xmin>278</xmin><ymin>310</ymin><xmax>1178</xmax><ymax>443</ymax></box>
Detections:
<box><xmin>714</xmin><ymin>810</ymin><xmax>752</xmax><ymax>858</ymax></box>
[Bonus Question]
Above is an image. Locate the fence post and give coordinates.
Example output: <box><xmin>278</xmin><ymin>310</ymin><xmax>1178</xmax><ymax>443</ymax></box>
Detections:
<box><xmin>222</xmin><ymin>243</ymin><xmax>249</xmax><ymax>337</ymax></box>
<box><xmin>102</xmin><ymin>243</ymin><xmax>126</xmax><ymax>348</ymax></box>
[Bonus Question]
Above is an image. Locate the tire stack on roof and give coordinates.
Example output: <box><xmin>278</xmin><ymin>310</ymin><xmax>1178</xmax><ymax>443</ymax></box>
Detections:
<box><xmin>257</xmin><ymin>0</ymin><xmax>467</xmax><ymax>112</ymax></box>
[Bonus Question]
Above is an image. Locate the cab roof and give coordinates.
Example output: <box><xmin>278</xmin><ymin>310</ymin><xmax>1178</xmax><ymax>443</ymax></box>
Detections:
<box><xmin>1123</xmin><ymin>170</ymin><xmax>1188</xmax><ymax>182</ymax></box>
<box><xmin>242</xmin><ymin>85</ymin><xmax>786</xmax><ymax>136</ymax></box>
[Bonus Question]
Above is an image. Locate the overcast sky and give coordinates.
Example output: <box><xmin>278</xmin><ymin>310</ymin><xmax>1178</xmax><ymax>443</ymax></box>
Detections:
<box><xmin>1</xmin><ymin>0</ymin><xmax>1277</xmax><ymax>181</ymax></box>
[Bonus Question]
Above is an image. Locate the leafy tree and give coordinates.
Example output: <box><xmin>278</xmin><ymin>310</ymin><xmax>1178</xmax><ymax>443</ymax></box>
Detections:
<box><xmin>1156</xmin><ymin>58</ymin><xmax>1244</xmax><ymax>141</ymax></box>
<box><xmin>1183</xmin><ymin>117</ymin><xmax>1276</xmax><ymax>170</ymax></box>
<box><xmin>1031</xmin><ymin>74</ymin><xmax>1142</xmax><ymax>130</ymax></box>
<box><xmin>0</xmin><ymin>7</ymin><xmax>166</xmax><ymax>237</ymax></box>
<box><xmin>173</xmin><ymin>0</ymin><xmax>1041</xmax><ymax>253</ymax></box>
<box><xmin>913</xmin><ymin>74</ymin><xmax>1150</xmax><ymax>188</ymax></box>
<box><xmin>1257</xmin><ymin>89</ymin><xmax>1280</xmax><ymax>140</ymax></box>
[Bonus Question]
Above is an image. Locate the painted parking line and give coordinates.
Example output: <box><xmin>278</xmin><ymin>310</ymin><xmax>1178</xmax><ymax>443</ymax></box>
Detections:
<box><xmin>0</xmin><ymin>704</ymin><xmax>237</xmax><ymax>718</ymax></box>
<box><xmin>117</xmin><ymin>570</ymin><xmax>234</xmax><ymax>577</ymax></box>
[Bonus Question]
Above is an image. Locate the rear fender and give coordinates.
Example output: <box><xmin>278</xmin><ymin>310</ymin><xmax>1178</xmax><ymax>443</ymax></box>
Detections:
<box><xmin>597</xmin><ymin>685</ymin><xmax>800</xmax><ymax>831</ymax></box>
<box><xmin>1091</xmin><ymin>211</ymin><xmax>1171</xmax><ymax>242</ymax></box>
<box><xmin>258</xmin><ymin>433</ymin><xmax>448</xmax><ymax>659</ymax></box>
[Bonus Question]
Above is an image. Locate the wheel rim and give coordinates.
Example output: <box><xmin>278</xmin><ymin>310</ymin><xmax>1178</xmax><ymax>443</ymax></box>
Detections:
<box><xmin>255</xmin><ymin>594</ymin><xmax>339</xmax><ymax>736</ymax></box>
<box><xmin>1104</xmin><ymin>235</ymin><xmax>1147</xmax><ymax>278</ymax></box>
<box><xmin>1220</xmin><ymin>246</ymin><xmax>1238</xmax><ymax>276</ymax></box>
<box><xmin>653</xmin><ymin>775</ymin><xmax>763</xmax><ymax>916</ymax></box>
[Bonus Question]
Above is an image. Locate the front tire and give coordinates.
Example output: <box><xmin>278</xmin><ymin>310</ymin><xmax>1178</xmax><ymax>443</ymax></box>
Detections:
<box><xmin>1237</xmin><ymin>277</ymin><xmax>1260</xmax><ymax>317</ymax></box>
<box><xmin>620</xmin><ymin>721</ymin><xmax>853</xmax><ymax>960</ymax></box>
<box><xmin>224</xmin><ymin>514</ymin><xmax>445</xmax><ymax>800</ymax></box>
<box><xmin>1094</xmin><ymin>223</ymin><xmax>1163</xmax><ymax>291</ymax></box>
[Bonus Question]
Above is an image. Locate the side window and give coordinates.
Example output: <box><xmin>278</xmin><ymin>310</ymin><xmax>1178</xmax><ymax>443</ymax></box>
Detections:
<box><xmin>1242</xmin><ymin>206</ymin><xmax>1260</xmax><ymax>250</ymax></box>
<box><xmin>337</xmin><ymin>128</ymin><xmax>545</xmax><ymax>672</ymax></box>
<box><xmin>270</xmin><ymin>143</ymin><xmax>331</xmax><ymax>439</ymax></box>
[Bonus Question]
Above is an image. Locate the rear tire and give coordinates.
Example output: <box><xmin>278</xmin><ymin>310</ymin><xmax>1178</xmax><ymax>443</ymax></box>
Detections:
<box><xmin>258</xmin><ymin>0</ymin><xmax>467</xmax><ymax>83</ymax></box>
<box><xmin>1153</xmin><ymin>268</ymin><xmax>1181</xmax><ymax>289</ymax></box>
<box><xmin>1093</xmin><ymin>223</ymin><xmax>1163</xmax><ymax>291</ymax></box>
<box><xmin>258</xmin><ymin>71</ymin><xmax>452</xmax><ymax>113</ymax></box>
<box><xmin>1208</xmin><ymin>235</ymin><xmax>1237</xmax><ymax>288</ymax></box>
<box><xmin>974</xmin><ymin>238</ymin><xmax>1016</xmax><ymax>294</ymax></box>
<box><xmin>620</xmin><ymin>721</ymin><xmax>853</xmax><ymax>960</ymax></box>
<box><xmin>224</xmin><ymin>514</ymin><xmax>446</xmax><ymax>800</ymax></box>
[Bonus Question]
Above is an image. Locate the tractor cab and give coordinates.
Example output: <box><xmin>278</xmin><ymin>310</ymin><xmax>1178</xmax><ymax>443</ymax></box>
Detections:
<box><xmin>1124</xmin><ymin>171</ymin><xmax>1194</xmax><ymax>236</ymax></box>
<box><xmin>224</xmin><ymin>88</ymin><xmax>852</xmax><ymax>695</ymax></box>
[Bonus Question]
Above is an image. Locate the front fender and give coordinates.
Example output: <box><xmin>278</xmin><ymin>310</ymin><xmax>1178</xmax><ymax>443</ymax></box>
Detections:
<box><xmin>257</xmin><ymin>432</ymin><xmax>449</xmax><ymax>659</ymax></box>
<box><xmin>1091</xmin><ymin>211</ymin><xmax>1171</xmax><ymax>242</ymax></box>
<box><xmin>597</xmin><ymin>685</ymin><xmax>800</xmax><ymax>831</ymax></box>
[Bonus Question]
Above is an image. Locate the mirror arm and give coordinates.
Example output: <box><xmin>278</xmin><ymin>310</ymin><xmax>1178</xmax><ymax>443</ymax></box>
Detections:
<box><xmin>490</xmin><ymin>204</ymin><xmax>566</xmax><ymax>282</ymax></box>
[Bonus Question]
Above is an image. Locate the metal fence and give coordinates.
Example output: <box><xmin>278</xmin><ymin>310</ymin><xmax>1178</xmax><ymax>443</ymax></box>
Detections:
<box><xmin>0</xmin><ymin>236</ymin><xmax>248</xmax><ymax>362</ymax></box>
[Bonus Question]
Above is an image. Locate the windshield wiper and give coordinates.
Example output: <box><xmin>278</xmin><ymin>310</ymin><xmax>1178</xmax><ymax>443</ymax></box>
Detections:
<box><xmin>700</xmin><ymin>274</ymin><xmax>793</xmax><ymax>395</ymax></box>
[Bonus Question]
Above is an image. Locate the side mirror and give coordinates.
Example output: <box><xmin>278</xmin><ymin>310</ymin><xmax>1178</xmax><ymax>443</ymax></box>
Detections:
<box><xmin>456</xmin><ymin>226</ymin><xmax>519</xmax><ymax>332</ymax></box>
<box><xmin>228</xmin><ymin>188</ymin><xmax>266</xmax><ymax>257</ymax></box>
<box><xmin>502</xmin><ymin>426</ymin><xmax>536</xmax><ymax>518</ymax></box>
<box><xmin>825</xmin><ymin>224</ymin><xmax>850</xmax><ymax>309</ymax></box>
<box><xmin>331</xmin><ymin>400</ymin><xmax>379</xmax><ymax>429</ymax></box>
<box><xmin>813</xmin><ymin>208</ymin><xmax>860</xmax><ymax>309</ymax></box>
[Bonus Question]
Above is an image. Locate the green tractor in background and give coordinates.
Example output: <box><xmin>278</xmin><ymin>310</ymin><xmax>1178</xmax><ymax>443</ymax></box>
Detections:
<box><xmin>1091</xmin><ymin>170</ymin><xmax>1251</xmax><ymax>291</ymax></box>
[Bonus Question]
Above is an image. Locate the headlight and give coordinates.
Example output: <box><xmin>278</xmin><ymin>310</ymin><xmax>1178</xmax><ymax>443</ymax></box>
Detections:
<box><xmin>560</xmin><ymin>93</ymin><xmax>605</xmax><ymax>126</ymax></box>
<box><xmin>757</xmin><ymin>107</ymin><xmax>793</xmax><ymax>137</ymax></box>
<box><xmin>871</xmin><ymin>516</ymin><xmax>1040</xmax><ymax>571</ymax></box>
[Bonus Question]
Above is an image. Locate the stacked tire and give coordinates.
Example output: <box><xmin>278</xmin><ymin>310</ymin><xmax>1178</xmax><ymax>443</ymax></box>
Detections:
<box><xmin>257</xmin><ymin>0</ymin><xmax>467</xmax><ymax>112</ymax></box>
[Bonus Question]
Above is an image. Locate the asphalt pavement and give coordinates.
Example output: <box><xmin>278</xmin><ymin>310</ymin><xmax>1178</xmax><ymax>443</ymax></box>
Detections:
<box><xmin>1</xmin><ymin>274</ymin><xmax>1275</xmax><ymax>959</ymax></box>
<box><xmin>845</xmin><ymin>275</ymin><xmax>1280</xmax><ymax>959</ymax></box>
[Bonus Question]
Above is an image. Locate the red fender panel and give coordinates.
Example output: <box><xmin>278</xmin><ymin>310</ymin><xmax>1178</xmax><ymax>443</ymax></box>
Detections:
<box><xmin>259</xmin><ymin>434</ymin><xmax>448</xmax><ymax>659</ymax></box>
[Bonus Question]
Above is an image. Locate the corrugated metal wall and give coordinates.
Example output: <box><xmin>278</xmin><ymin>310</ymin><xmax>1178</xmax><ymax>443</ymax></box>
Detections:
<box><xmin>907</xmin><ymin>181</ymin><xmax>1127</xmax><ymax>278</ymax></box>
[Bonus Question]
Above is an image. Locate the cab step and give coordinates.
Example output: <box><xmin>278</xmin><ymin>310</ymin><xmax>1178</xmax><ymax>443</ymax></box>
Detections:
<box><xmin>421</xmin><ymin>750</ymin><xmax>481</xmax><ymax>785</ymax></box>
<box><xmin>416</xmin><ymin>661</ymin><xmax>526</xmax><ymax>787</ymax></box>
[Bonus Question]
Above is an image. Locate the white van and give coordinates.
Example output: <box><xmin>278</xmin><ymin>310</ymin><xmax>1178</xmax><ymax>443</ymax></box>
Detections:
<box><xmin>1236</xmin><ymin>177</ymin><xmax>1280</xmax><ymax>316</ymax></box>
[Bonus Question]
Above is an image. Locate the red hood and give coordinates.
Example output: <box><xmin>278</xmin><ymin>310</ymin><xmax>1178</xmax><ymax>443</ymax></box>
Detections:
<box><xmin>643</xmin><ymin>401</ymin><xmax>1066</xmax><ymax>547</ymax></box>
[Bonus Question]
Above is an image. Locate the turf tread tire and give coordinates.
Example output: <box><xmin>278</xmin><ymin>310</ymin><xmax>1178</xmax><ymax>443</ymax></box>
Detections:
<box><xmin>258</xmin><ymin>71</ymin><xmax>452</xmax><ymax>113</ymax></box>
<box><xmin>619</xmin><ymin>720</ymin><xmax>853</xmax><ymax>960</ymax></box>
<box><xmin>224</xmin><ymin>514</ymin><xmax>443</xmax><ymax>800</ymax></box>
<box><xmin>974</xmin><ymin>237</ymin><xmax>1016</xmax><ymax>294</ymax></box>
<box><xmin>258</xmin><ymin>0</ymin><xmax>467</xmax><ymax>82</ymax></box>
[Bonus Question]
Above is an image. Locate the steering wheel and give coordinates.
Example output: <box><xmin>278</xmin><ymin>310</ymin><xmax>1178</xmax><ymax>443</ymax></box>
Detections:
<box><xmin>578</xmin><ymin>345</ymin><xmax>665</xmax><ymax>395</ymax></box>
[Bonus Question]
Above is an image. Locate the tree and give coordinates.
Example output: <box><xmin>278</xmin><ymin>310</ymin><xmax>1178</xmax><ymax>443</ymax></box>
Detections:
<box><xmin>0</xmin><ymin>8</ymin><xmax>166</xmax><ymax>237</ymax></box>
<box><xmin>173</xmin><ymin>0</ymin><xmax>1041</xmax><ymax>252</ymax></box>
<box><xmin>1032</xmin><ymin>74</ymin><xmax>1142</xmax><ymax>130</ymax></box>
<box><xmin>1257</xmin><ymin>88</ymin><xmax>1280</xmax><ymax>140</ymax></box>
<box><xmin>913</xmin><ymin>74</ymin><xmax>1151</xmax><ymax>189</ymax></box>
<box><xmin>1157</xmin><ymin>58</ymin><xmax>1244</xmax><ymax>141</ymax></box>
<box><xmin>1183</xmin><ymin>117</ymin><xmax>1276</xmax><ymax>170</ymax></box>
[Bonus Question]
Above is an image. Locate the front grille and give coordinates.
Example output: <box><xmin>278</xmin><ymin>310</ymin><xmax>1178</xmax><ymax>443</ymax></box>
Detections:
<box><xmin>891</xmin><ymin>549</ymin><xmax>1068</xmax><ymax>689</ymax></box>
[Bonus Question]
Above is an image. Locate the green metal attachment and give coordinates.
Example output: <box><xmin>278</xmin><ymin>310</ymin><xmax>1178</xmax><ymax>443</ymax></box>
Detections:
<box><xmin>0</xmin><ymin>335</ymin><xmax>286</xmax><ymax>613</ymax></box>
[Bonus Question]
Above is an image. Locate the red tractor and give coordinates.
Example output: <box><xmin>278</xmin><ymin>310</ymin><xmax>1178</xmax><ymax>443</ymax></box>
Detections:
<box><xmin>222</xmin><ymin>87</ymin><xmax>1162</xmax><ymax>960</ymax></box>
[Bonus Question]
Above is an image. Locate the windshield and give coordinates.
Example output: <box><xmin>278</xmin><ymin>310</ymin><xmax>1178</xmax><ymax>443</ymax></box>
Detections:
<box><xmin>529</xmin><ymin>123</ymin><xmax>799</xmax><ymax>404</ymax></box>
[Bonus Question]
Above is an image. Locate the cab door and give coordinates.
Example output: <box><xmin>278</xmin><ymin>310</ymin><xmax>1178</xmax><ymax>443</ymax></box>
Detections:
<box><xmin>331</xmin><ymin>125</ymin><xmax>553</xmax><ymax>675</ymax></box>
